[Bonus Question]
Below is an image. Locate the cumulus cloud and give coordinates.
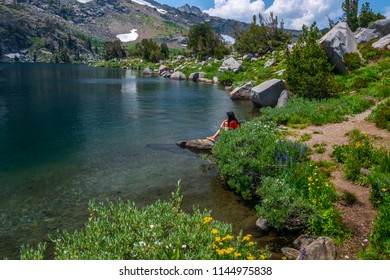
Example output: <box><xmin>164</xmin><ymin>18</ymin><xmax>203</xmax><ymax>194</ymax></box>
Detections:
<box><xmin>205</xmin><ymin>0</ymin><xmax>343</xmax><ymax>30</ymax></box>
<box><xmin>385</xmin><ymin>6</ymin><xmax>390</xmax><ymax>18</ymax></box>
<box><xmin>205</xmin><ymin>0</ymin><xmax>266</xmax><ymax>23</ymax></box>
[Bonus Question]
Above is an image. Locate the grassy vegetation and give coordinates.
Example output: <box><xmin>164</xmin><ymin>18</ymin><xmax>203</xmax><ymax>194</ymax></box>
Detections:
<box><xmin>332</xmin><ymin>130</ymin><xmax>390</xmax><ymax>259</ymax></box>
<box><xmin>212</xmin><ymin>120</ymin><xmax>349</xmax><ymax>244</ymax></box>
<box><xmin>20</xmin><ymin>186</ymin><xmax>270</xmax><ymax>260</ymax></box>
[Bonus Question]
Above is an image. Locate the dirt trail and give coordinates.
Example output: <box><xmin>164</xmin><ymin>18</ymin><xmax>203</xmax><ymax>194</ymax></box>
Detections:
<box><xmin>287</xmin><ymin>105</ymin><xmax>390</xmax><ymax>259</ymax></box>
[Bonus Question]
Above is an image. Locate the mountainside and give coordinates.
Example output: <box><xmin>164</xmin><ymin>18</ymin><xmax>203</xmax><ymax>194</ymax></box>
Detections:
<box><xmin>0</xmin><ymin>0</ymin><xmax>249</xmax><ymax>62</ymax></box>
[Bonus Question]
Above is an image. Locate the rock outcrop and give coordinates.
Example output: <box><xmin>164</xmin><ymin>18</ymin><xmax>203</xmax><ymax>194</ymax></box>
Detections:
<box><xmin>219</xmin><ymin>57</ymin><xmax>243</xmax><ymax>73</ymax></box>
<box><xmin>189</xmin><ymin>72</ymin><xmax>206</xmax><ymax>82</ymax></box>
<box><xmin>251</xmin><ymin>79</ymin><xmax>286</xmax><ymax>107</ymax></box>
<box><xmin>319</xmin><ymin>22</ymin><xmax>358</xmax><ymax>73</ymax></box>
<box><xmin>372</xmin><ymin>34</ymin><xmax>390</xmax><ymax>49</ymax></box>
<box><xmin>355</xmin><ymin>19</ymin><xmax>390</xmax><ymax>44</ymax></box>
<box><xmin>281</xmin><ymin>235</ymin><xmax>337</xmax><ymax>260</ymax></box>
<box><xmin>170</xmin><ymin>71</ymin><xmax>186</xmax><ymax>80</ymax></box>
<box><xmin>228</xmin><ymin>81</ymin><xmax>253</xmax><ymax>100</ymax></box>
<box><xmin>176</xmin><ymin>139</ymin><xmax>215</xmax><ymax>150</ymax></box>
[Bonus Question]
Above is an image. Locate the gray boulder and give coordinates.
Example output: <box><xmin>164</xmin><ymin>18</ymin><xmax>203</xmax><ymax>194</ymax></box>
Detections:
<box><xmin>281</xmin><ymin>247</ymin><xmax>301</xmax><ymax>260</ymax></box>
<box><xmin>243</xmin><ymin>54</ymin><xmax>254</xmax><ymax>61</ymax></box>
<box><xmin>229</xmin><ymin>81</ymin><xmax>253</xmax><ymax>100</ymax></box>
<box><xmin>170</xmin><ymin>71</ymin><xmax>186</xmax><ymax>80</ymax></box>
<box><xmin>142</xmin><ymin>67</ymin><xmax>153</xmax><ymax>75</ymax></box>
<box><xmin>299</xmin><ymin>236</ymin><xmax>336</xmax><ymax>260</ymax></box>
<box><xmin>219</xmin><ymin>57</ymin><xmax>243</xmax><ymax>73</ymax></box>
<box><xmin>176</xmin><ymin>139</ymin><xmax>214</xmax><ymax>150</ymax></box>
<box><xmin>276</xmin><ymin>89</ymin><xmax>291</xmax><ymax>107</ymax></box>
<box><xmin>319</xmin><ymin>22</ymin><xmax>358</xmax><ymax>73</ymax></box>
<box><xmin>255</xmin><ymin>217</ymin><xmax>271</xmax><ymax>235</ymax></box>
<box><xmin>372</xmin><ymin>34</ymin><xmax>390</xmax><ymax>49</ymax></box>
<box><xmin>264</xmin><ymin>58</ymin><xmax>276</xmax><ymax>68</ymax></box>
<box><xmin>355</xmin><ymin>19</ymin><xmax>390</xmax><ymax>44</ymax></box>
<box><xmin>189</xmin><ymin>72</ymin><xmax>205</xmax><ymax>82</ymax></box>
<box><xmin>293</xmin><ymin>234</ymin><xmax>315</xmax><ymax>250</ymax></box>
<box><xmin>251</xmin><ymin>79</ymin><xmax>286</xmax><ymax>107</ymax></box>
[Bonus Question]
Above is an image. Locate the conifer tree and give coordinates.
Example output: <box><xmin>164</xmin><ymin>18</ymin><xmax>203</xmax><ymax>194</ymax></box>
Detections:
<box><xmin>358</xmin><ymin>2</ymin><xmax>385</xmax><ymax>28</ymax></box>
<box><xmin>285</xmin><ymin>22</ymin><xmax>339</xmax><ymax>99</ymax></box>
<box><xmin>342</xmin><ymin>0</ymin><xmax>359</xmax><ymax>31</ymax></box>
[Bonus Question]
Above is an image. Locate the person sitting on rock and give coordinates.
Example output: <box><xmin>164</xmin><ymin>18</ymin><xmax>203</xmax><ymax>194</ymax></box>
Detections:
<box><xmin>207</xmin><ymin>111</ymin><xmax>240</xmax><ymax>142</ymax></box>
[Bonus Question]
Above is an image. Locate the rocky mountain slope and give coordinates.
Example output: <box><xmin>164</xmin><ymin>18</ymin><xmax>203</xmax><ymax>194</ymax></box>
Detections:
<box><xmin>0</xmin><ymin>0</ymin><xmax>249</xmax><ymax>62</ymax></box>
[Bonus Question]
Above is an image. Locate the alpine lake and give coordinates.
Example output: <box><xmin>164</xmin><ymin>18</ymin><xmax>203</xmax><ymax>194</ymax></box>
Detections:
<box><xmin>0</xmin><ymin>63</ymin><xmax>290</xmax><ymax>259</ymax></box>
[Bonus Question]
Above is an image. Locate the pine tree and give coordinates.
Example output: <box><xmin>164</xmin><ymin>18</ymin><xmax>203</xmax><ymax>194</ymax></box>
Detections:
<box><xmin>285</xmin><ymin>22</ymin><xmax>339</xmax><ymax>99</ymax></box>
<box><xmin>358</xmin><ymin>2</ymin><xmax>385</xmax><ymax>28</ymax></box>
<box><xmin>342</xmin><ymin>0</ymin><xmax>359</xmax><ymax>31</ymax></box>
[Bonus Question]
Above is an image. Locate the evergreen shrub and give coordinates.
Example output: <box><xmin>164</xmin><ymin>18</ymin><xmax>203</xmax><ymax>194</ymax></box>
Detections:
<box><xmin>285</xmin><ymin>22</ymin><xmax>339</xmax><ymax>99</ymax></box>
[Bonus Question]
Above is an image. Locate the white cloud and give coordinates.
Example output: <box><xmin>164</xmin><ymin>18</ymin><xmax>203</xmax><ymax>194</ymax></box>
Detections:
<box><xmin>205</xmin><ymin>0</ymin><xmax>265</xmax><ymax>23</ymax></box>
<box><xmin>385</xmin><ymin>6</ymin><xmax>390</xmax><ymax>19</ymax></box>
<box><xmin>205</xmin><ymin>0</ymin><xmax>343</xmax><ymax>30</ymax></box>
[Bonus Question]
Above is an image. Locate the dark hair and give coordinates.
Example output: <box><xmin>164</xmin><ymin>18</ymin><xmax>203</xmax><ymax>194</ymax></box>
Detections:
<box><xmin>226</xmin><ymin>111</ymin><xmax>240</xmax><ymax>126</ymax></box>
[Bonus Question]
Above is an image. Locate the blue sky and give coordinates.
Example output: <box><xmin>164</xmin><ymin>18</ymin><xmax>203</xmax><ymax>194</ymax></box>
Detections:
<box><xmin>156</xmin><ymin>0</ymin><xmax>390</xmax><ymax>30</ymax></box>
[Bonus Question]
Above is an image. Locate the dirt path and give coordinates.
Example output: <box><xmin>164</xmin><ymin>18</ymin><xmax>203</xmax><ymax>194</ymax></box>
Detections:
<box><xmin>287</xmin><ymin>105</ymin><xmax>390</xmax><ymax>259</ymax></box>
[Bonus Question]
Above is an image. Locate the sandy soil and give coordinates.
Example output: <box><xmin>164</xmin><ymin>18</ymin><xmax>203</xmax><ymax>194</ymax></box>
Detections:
<box><xmin>286</xmin><ymin>104</ymin><xmax>390</xmax><ymax>259</ymax></box>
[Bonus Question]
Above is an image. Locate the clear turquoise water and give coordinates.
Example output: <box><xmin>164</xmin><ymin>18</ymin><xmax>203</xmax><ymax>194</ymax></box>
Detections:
<box><xmin>0</xmin><ymin>63</ymin><xmax>291</xmax><ymax>259</ymax></box>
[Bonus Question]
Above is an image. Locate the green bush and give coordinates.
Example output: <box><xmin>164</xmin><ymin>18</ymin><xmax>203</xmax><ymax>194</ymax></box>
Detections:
<box><xmin>285</xmin><ymin>22</ymin><xmax>339</xmax><ymax>99</ymax></box>
<box><xmin>360</xmin><ymin>197</ymin><xmax>390</xmax><ymax>259</ymax></box>
<box><xmin>368</xmin><ymin>99</ymin><xmax>390</xmax><ymax>131</ymax></box>
<box><xmin>255</xmin><ymin>177</ymin><xmax>315</xmax><ymax>230</ymax></box>
<box><xmin>212</xmin><ymin>120</ymin><xmax>281</xmax><ymax>199</ymax></box>
<box><xmin>259</xmin><ymin>94</ymin><xmax>374</xmax><ymax>127</ymax></box>
<box><xmin>343</xmin><ymin>52</ymin><xmax>362</xmax><ymax>71</ymax></box>
<box><xmin>20</xmin><ymin>187</ymin><xmax>270</xmax><ymax>260</ymax></box>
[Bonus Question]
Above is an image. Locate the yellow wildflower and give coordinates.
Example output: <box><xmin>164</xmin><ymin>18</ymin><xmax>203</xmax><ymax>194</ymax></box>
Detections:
<box><xmin>222</xmin><ymin>235</ymin><xmax>233</xmax><ymax>241</ymax></box>
<box><xmin>259</xmin><ymin>255</ymin><xmax>266</xmax><ymax>260</ymax></box>
<box><xmin>308</xmin><ymin>176</ymin><xmax>312</xmax><ymax>182</ymax></box>
<box><xmin>226</xmin><ymin>247</ymin><xmax>234</xmax><ymax>254</ymax></box>
<box><xmin>243</xmin><ymin>234</ymin><xmax>252</xmax><ymax>241</ymax></box>
<box><xmin>234</xmin><ymin>252</ymin><xmax>242</xmax><ymax>258</ymax></box>
<box><xmin>203</xmin><ymin>216</ymin><xmax>213</xmax><ymax>224</ymax></box>
<box><xmin>215</xmin><ymin>236</ymin><xmax>221</xmax><ymax>242</ymax></box>
<box><xmin>216</xmin><ymin>249</ymin><xmax>225</xmax><ymax>255</ymax></box>
<box><xmin>246</xmin><ymin>241</ymin><xmax>255</xmax><ymax>247</ymax></box>
<box><xmin>382</xmin><ymin>188</ymin><xmax>387</xmax><ymax>192</ymax></box>
<box><xmin>212</xmin><ymin>244</ymin><xmax>218</xmax><ymax>249</ymax></box>
<box><xmin>247</xmin><ymin>253</ymin><xmax>256</xmax><ymax>260</ymax></box>
<box><xmin>282</xmin><ymin>256</ymin><xmax>287</xmax><ymax>260</ymax></box>
<box><xmin>211</xmin><ymin>229</ymin><xmax>218</xmax><ymax>234</ymax></box>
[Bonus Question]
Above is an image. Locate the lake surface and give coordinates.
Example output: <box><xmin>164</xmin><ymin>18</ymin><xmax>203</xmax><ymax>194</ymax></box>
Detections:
<box><xmin>0</xmin><ymin>63</ymin><xmax>287</xmax><ymax>259</ymax></box>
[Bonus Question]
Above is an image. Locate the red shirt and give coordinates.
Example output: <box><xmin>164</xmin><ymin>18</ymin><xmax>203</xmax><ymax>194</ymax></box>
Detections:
<box><xmin>228</xmin><ymin>120</ymin><xmax>239</xmax><ymax>129</ymax></box>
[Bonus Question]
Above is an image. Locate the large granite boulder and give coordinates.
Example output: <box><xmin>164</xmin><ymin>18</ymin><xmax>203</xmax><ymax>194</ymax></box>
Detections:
<box><xmin>276</xmin><ymin>89</ymin><xmax>291</xmax><ymax>107</ymax></box>
<box><xmin>319</xmin><ymin>22</ymin><xmax>358</xmax><ymax>73</ymax></box>
<box><xmin>355</xmin><ymin>19</ymin><xmax>390</xmax><ymax>44</ymax></box>
<box><xmin>170</xmin><ymin>71</ymin><xmax>186</xmax><ymax>80</ymax></box>
<box><xmin>251</xmin><ymin>79</ymin><xmax>286</xmax><ymax>107</ymax></box>
<box><xmin>189</xmin><ymin>72</ymin><xmax>205</xmax><ymax>82</ymax></box>
<box><xmin>281</xmin><ymin>235</ymin><xmax>336</xmax><ymax>260</ymax></box>
<box><xmin>301</xmin><ymin>236</ymin><xmax>337</xmax><ymax>260</ymax></box>
<box><xmin>176</xmin><ymin>139</ymin><xmax>215</xmax><ymax>150</ymax></box>
<box><xmin>219</xmin><ymin>57</ymin><xmax>243</xmax><ymax>73</ymax></box>
<box><xmin>372</xmin><ymin>34</ymin><xmax>390</xmax><ymax>49</ymax></box>
<box><xmin>229</xmin><ymin>81</ymin><xmax>253</xmax><ymax>100</ymax></box>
